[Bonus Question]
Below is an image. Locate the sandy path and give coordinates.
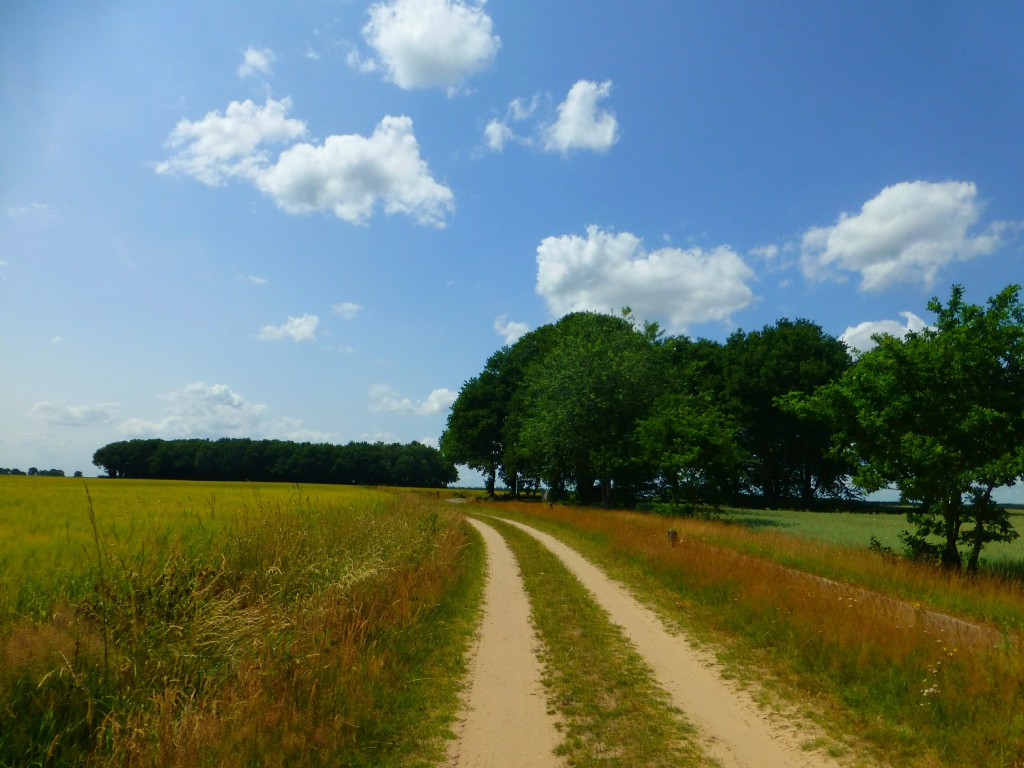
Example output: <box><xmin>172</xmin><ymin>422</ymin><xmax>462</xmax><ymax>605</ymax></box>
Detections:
<box><xmin>499</xmin><ymin>517</ymin><xmax>844</xmax><ymax>768</ymax></box>
<box><xmin>443</xmin><ymin>517</ymin><xmax>563</xmax><ymax>768</ymax></box>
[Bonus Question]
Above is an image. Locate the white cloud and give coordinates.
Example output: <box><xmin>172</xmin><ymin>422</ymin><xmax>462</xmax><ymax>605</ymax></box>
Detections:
<box><xmin>840</xmin><ymin>311</ymin><xmax>928</xmax><ymax>355</ymax></box>
<box><xmin>157</xmin><ymin>100</ymin><xmax>451</xmax><ymax>227</ymax></box>
<box><xmin>484</xmin><ymin>119</ymin><xmax>514</xmax><ymax>152</ymax></box>
<box><xmin>333</xmin><ymin>301</ymin><xmax>362</xmax><ymax>319</ymax></box>
<box><xmin>258</xmin><ymin>314</ymin><xmax>319</xmax><ymax>342</ymax></box>
<box><xmin>156</xmin><ymin>97</ymin><xmax>307</xmax><ymax>186</ymax></box>
<box><xmin>542</xmin><ymin>80</ymin><xmax>619</xmax><ymax>154</ymax></box>
<box><xmin>119</xmin><ymin>382</ymin><xmax>329</xmax><ymax>441</ymax></box>
<box><xmin>240</xmin><ymin>274</ymin><xmax>268</xmax><ymax>284</ymax></box>
<box><xmin>255</xmin><ymin>115</ymin><xmax>454</xmax><ymax>226</ymax></box>
<box><xmin>368</xmin><ymin>384</ymin><xmax>457</xmax><ymax>415</ymax></box>
<box><xmin>750</xmin><ymin>244</ymin><xmax>779</xmax><ymax>260</ymax></box>
<box><xmin>360</xmin><ymin>0</ymin><xmax>500</xmax><ymax>91</ymax></box>
<box><xmin>494</xmin><ymin>315</ymin><xmax>529</xmax><ymax>344</ymax></box>
<box><xmin>482</xmin><ymin>95</ymin><xmax>541</xmax><ymax>152</ymax></box>
<box><xmin>31</xmin><ymin>402</ymin><xmax>120</xmax><ymax>427</ymax></box>
<box><xmin>238</xmin><ymin>47</ymin><xmax>276</xmax><ymax>79</ymax></box>
<box><xmin>536</xmin><ymin>225</ymin><xmax>756</xmax><ymax>331</ymax></box>
<box><xmin>801</xmin><ymin>180</ymin><xmax>1007</xmax><ymax>292</ymax></box>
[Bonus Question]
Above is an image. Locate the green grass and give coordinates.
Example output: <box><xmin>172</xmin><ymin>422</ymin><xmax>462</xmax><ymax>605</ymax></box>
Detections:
<box><xmin>722</xmin><ymin>506</ymin><xmax>1024</xmax><ymax>572</ymax></box>
<box><xmin>475</xmin><ymin>515</ymin><xmax>709</xmax><ymax>768</ymax></box>
<box><xmin>0</xmin><ymin>479</ymin><xmax>484</xmax><ymax>767</ymax></box>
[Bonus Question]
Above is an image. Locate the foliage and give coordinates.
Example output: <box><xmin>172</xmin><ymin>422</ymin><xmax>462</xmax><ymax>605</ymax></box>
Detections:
<box><xmin>634</xmin><ymin>392</ymin><xmax>745</xmax><ymax>508</ymax></box>
<box><xmin>718</xmin><ymin>318</ymin><xmax>854</xmax><ymax>504</ymax></box>
<box><xmin>92</xmin><ymin>437</ymin><xmax>457</xmax><ymax>487</ymax></box>
<box><xmin>807</xmin><ymin>284</ymin><xmax>1024</xmax><ymax>571</ymax></box>
<box><xmin>515</xmin><ymin>312</ymin><xmax>665</xmax><ymax>507</ymax></box>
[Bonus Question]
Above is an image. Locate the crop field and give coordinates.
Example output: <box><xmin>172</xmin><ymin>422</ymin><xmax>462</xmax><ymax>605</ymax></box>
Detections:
<box><xmin>723</xmin><ymin>506</ymin><xmax>1024</xmax><ymax>573</ymax></box>
<box><xmin>0</xmin><ymin>476</ymin><xmax>484</xmax><ymax>767</ymax></box>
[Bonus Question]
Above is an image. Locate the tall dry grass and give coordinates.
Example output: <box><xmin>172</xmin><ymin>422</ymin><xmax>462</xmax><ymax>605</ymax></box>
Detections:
<box><xmin>491</xmin><ymin>501</ymin><xmax>1024</xmax><ymax>767</ymax></box>
<box><xmin>0</xmin><ymin>487</ymin><xmax>482</xmax><ymax>767</ymax></box>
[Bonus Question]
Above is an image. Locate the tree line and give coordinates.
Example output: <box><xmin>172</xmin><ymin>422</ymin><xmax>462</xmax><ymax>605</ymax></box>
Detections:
<box><xmin>440</xmin><ymin>284</ymin><xmax>1024</xmax><ymax>572</ymax></box>
<box><xmin>92</xmin><ymin>438</ymin><xmax>457</xmax><ymax>488</ymax></box>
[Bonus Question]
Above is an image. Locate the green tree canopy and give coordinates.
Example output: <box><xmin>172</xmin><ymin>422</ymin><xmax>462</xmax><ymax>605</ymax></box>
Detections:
<box><xmin>807</xmin><ymin>284</ymin><xmax>1024</xmax><ymax>571</ymax></box>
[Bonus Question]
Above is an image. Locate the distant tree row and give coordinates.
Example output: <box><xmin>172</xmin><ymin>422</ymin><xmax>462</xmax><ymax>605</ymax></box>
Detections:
<box><xmin>0</xmin><ymin>467</ymin><xmax>76</xmax><ymax>477</ymax></box>
<box><xmin>441</xmin><ymin>285</ymin><xmax>1024</xmax><ymax>572</ymax></box>
<box><xmin>92</xmin><ymin>438</ymin><xmax>458</xmax><ymax>488</ymax></box>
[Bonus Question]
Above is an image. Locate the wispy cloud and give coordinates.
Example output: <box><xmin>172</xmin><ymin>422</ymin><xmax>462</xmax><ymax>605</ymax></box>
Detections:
<box><xmin>118</xmin><ymin>382</ymin><xmax>330</xmax><ymax>441</ymax></box>
<box><xmin>238</xmin><ymin>47</ymin><xmax>276</xmax><ymax>79</ymax></box>
<box><xmin>368</xmin><ymin>384</ymin><xmax>457</xmax><ymax>415</ymax></box>
<box><xmin>32</xmin><ymin>402</ymin><xmax>121</xmax><ymax>427</ymax></box>
<box><xmin>332</xmin><ymin>301</ymin><xmax>362</xmax><ymax>319</ymax></box>
<box><xmin>258</xmin><ymin>314</ymin><xmax>319</xmax><ymax>342</ymax></box>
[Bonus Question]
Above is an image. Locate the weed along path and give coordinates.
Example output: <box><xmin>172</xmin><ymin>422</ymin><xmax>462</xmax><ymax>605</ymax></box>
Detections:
<box><xmin>443</xmin><ymin>517</ymin><xmax>564</xmax><ymax>768</ymax></box>
<box><xmin>498</xmin><ymin>516</ymin><xmax>845</xmax><ymax>768</ymax></box>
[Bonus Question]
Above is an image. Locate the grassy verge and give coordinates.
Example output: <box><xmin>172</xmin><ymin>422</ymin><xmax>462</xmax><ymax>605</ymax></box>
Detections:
<box><xmin>475</xmin><ymin>514</ymin><xmax>709</xmax><ymax>768</ymax></box>
<box><xmin>0</xmin><ymin>487</ymin><xmax>485</xmax><ymax>768</ymax></box>
<box><xmin>480</xmin><ymin>502</ymin><xmax>1024</xmax><ymax>768</ymax></box>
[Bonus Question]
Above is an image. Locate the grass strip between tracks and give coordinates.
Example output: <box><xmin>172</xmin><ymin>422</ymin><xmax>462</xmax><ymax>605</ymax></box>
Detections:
<box><xmin>476</xmin><ymin>514</ymin><xmax>710</xmax><ymax>768</ymax></box>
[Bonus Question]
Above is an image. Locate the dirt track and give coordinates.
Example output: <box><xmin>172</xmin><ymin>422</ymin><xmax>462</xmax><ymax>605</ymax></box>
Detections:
<box><xmin>446</xmin><ymin>512</ymin><xmax>847</xmax><ymax>768</ymax></box>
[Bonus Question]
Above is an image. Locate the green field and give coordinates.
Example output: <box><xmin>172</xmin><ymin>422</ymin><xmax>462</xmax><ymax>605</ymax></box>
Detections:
<box><xmin>724</xmin><ymin>506</ymin><xmax>1024</xmax><ymax>571</ymax></box>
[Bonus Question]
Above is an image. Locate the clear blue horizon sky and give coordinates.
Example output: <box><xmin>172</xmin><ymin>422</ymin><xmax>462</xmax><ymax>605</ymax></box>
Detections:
<box><xmin>2</xmin><ymin>2</ymin><xmax>1023</xmax><ymax>495</ymax></box>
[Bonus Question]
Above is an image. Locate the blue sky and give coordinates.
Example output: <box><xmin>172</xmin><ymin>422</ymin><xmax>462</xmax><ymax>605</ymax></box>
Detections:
<box><xmin>2</xmin><ymin>1</ymin><xmax>1023</xmax><ymax>486</ymax></box>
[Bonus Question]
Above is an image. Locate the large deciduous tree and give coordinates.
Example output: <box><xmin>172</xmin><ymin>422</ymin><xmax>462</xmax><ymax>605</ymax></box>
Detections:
<box><xmin>813</xmin><ymin>284</ymin><xmax>1024</xmax><ymax>571</ymax></box>
<box><xmin>517</xmin><ymin>312</ymin><xmax>664</xmax><ymax>507</ymax></box>
<box><xmin>719</xmin><ymin>319</ymin><xmax>854</xmax><ymax>505</ymax></box>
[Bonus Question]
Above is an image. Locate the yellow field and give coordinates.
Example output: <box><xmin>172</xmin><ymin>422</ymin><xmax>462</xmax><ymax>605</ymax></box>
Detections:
<box><xmin>0</xmin><ymin>476</ymin><xmax>389</xmax><ymax>606</ymax></box>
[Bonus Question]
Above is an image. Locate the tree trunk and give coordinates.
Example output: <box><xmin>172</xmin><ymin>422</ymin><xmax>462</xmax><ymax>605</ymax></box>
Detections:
<box><xmin>941</xmin><ymin>507</ymin><xmax>963</xmax><ymax>571</ymax></box>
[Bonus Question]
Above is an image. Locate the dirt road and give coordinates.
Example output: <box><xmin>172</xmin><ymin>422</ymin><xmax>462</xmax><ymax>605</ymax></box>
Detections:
<box><xmin>443</xmin><ymin>517</ymin><xmax>563</xmax><ymax>768</ymax></box>
<box><xmin>446</xmin><ymin>513</ymin><xmax>844</xmax><ymax>768</ymax></box>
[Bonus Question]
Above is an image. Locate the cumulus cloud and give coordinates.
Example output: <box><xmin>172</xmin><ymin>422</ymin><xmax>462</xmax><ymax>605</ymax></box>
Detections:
<box><xmin>368</xmin><ymin>384</ymin><xmax>457</xmax><ymax>415</ymax></box>
<box><xmin>155</xmin><ymin>97</ymin><xmax>307</xmax><ymax>185</ymax></box>
<box><xmin>840</xmin><ymin>311</ymin><xmax>928</xmax><ymax>355</ymax></box>
<box><xmin>542</xmin><ymin>80</ymin><xmax>618</xmax><ymax>154</ymax></box>
<box><xmin>536</xmin><ymin>225</ymin><xmax>755</xmax><ymax>330</ymax></box>
<box><xmin>256</xmin><ymin>116</ymin><xmax>454</xmax><ymax>226</ymax></box>
<box><xmin>801</xmin><ymin>181</ymin><xmax>1008</xmax><ymax>291</ymax></box>
<box><xmin>31</xmin><ymin>402</ymin><xmax>120</xmax><ymax>427</ymax></box>
<box><xmin>157</xmin><ymin>100</ymin><xmax>452</xmax><ymax>226</ymax></box>
<box><xmin>333</xmin><ymin>301</ymin><xmax>362</xmax><ymax>319</ymax></box>
<box><xmin>258</xmin><ymin>314</ymin><xmax>319</xmax><ymax>342</ymax></box>
<box><xmin>494</xmin><ymin>315</ymin><xmax>529</xmax><ymax>344</ymax></box>
<box><xmin>238</xmin><ymin>47</ymin><xmax>276</xmax><ymax>79</ymax></box>
<box><xmin>359</xmin><ymin>0</ymin><xmax>500</xmax><ymax>91</ymax></box>
<box><xmin>119</xmin><ymin>382</ymin><xmax>329</xmax><ymax>441</ymax></box>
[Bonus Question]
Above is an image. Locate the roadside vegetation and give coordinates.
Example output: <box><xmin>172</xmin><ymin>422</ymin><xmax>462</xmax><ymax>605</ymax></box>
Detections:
<box><xmin>0</xmin><ymin>477</ymin><xmax>484</xmax><ymax>767</ymax></box>
<box><xmin>481</xmin><ymin>500</ymin><xmax>1024</xmax><ymax>767</ymax></box>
